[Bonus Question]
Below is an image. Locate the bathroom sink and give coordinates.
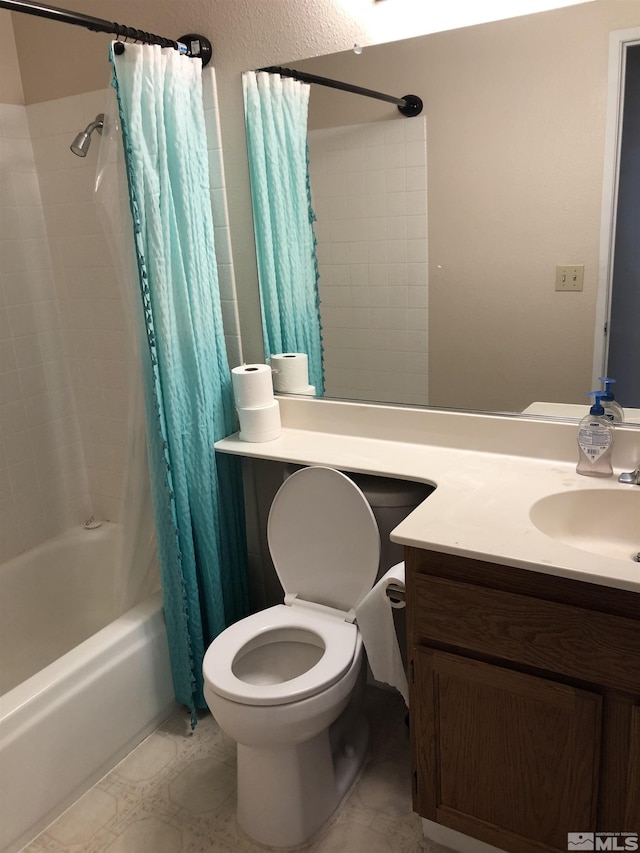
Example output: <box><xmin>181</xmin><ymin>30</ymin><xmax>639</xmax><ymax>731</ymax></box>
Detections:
<box><xmin>530</xmin><ymin>489</ymin><xmax>640</xmax><ymax>562</ymax></box>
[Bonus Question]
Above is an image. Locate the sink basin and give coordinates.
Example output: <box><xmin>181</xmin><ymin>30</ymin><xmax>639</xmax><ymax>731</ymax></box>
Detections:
<box><xmin>530</xmin><ymin>489</ymin><xmax>640</xmax><ymax>562</ymax></box>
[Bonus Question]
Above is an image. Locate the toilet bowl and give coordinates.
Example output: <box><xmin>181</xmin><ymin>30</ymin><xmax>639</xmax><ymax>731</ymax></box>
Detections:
<box><xmin>202</xmin><ymin>466</ymin><xmax>381</xmax><ymax>847</ymax></box>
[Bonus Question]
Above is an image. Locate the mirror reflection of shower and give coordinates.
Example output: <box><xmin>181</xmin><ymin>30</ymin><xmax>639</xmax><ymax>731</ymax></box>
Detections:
<box><xmin>70</xmin><ymin>112</ymin><xmax>104</xmax><ymax>157</ymax></box>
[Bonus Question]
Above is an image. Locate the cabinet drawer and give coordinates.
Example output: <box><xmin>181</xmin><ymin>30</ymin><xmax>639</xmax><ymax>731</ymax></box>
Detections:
<box><xmin>412</xmin><ymin>574</ymin><xmax>640</xmax><ymax>694</ymax></box>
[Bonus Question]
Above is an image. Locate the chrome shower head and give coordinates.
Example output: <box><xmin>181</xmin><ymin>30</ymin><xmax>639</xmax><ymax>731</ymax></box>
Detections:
<box><xmin>70</xmin><ymin>113</ymin><xmax>104</xmax><ymax>158</ymax></box>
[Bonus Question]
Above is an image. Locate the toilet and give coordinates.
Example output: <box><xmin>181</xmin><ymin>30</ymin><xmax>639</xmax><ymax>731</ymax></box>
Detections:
<box><xmin>202</xmin><ymin>466</ymin><xmax>382</xmax><ymax>848</ymax></box>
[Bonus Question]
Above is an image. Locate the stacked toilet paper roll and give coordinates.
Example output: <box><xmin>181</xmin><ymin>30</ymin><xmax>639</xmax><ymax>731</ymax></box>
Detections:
<box><xmin>355</xmin><ymin>562</ymin><xmax>408</xmax><ymax>706</ymax></box>
<box><xmin>270</xmin><ymin>353</ymin><xmax>315</xmax><ymax>396</ymax></box>
<box><xmin>231</xmin><ymin>364</ymin><xmax>281</xmax><ymax>442</ymax></box>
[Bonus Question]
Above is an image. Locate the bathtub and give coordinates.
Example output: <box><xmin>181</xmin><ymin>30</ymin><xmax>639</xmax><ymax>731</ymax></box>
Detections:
<box><xmin>0</xmin><ymin>524</ymin><xmax>176</xmax><ymax>853</ymax></box>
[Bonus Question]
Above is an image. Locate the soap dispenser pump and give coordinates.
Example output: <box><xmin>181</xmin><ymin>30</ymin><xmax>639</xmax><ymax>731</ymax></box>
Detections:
<box><xmin>599</xmin><ymin>377</ymin><xmax>624</xmax><ymax>423</ymax></box>
<box><xmin>577</xmin><ymin>392</ymin><xmax>614</xmax><ymax>477</ymax></box>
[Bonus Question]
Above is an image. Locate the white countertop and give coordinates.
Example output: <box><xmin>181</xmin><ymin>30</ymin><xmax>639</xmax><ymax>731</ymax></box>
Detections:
<box><xmin>216</xmin><ymin>397</ymin><xmax>640</xmax><ymax>594</ymax></box>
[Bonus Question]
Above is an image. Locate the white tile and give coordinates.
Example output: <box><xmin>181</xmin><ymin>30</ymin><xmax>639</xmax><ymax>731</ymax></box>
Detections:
<box><xmin>366</xmin><ymin>195</ymin><xmax>386</xmax><ymax>218</ymax></box>
<box><xmin>368</xmin><ymin>241</ymin><xmax>387</xmax><ymax>264</ymax></box>
<box><xmin>368</xmin><ymin>264</ymin><xmax>388</xmax><ymax>287</ymax></box>
<box><xmin>389</xmin><ymin>286</ymin><xmax>408</xmax><ymax>308</ymax></box>
<box><xmin>7</xmin><ymin>303</ymin><xmax>38</xmax><ymax>337</ymax></box>
<box><xmin>367</xmin><ymin>218</ymin><xmax>386</xmax><ymax>242</ymax></box>
<box><xmin>330</xmin><ymin>220</ymin><xmax>349</xmax><ymax>243</ymax></box>
<box><xmin>405</xmin><ymin>139</ymin><xmax>427</xmax><ymax>167</ymax></box>
<box><xmin>3</xmin><ymin>136</ymin><xmax>36</xmax><ymax>173</ymax></box>
<box><xmin>1</xmin><ymin>273</ymin><xmax>31</xmax><ymax>306</ymax></box>
<box><xmin>406</xmin><ymin>166</ymin><xmax>427</xmax><ymax>191</ymax></box>
<box><xmin>12</xmin><ymin>335</ymin><xmax>43</xmax><ymax>369</ymax></box>
<box><xmin>213</xmin><ymin>226</ymin><xmax>232</xmax><ymax>264</ymax></box>
<box><xmin>326</xmin><ymin>173</ymin><xmax>347</xmax><ymax>197</ymax></box>
<box><xmin>405</xmin><ymin>116</ymin><xmax>427</xmax><ymax>142</ymax></box>
<box><xmin>383</xmin><ymin>121</ymin><xmax>406</xmax><ymax>145</ymax></box>
<box><xmin>407</xmin><ymin>263</ymin><xmax>428</xmax><ymax>286</ymax></box>
<box><xmin>384</xmin><ymin>142</ymin><xmax>406</xmax><ymax>169</ymax></box>
<box><xmin>211</xmin><ymin>186</ymin><xmax>230</xmax><ymax>226</ymax></box>
<box><xmin>386</xmin><ymin>193</ymin><xmax>406</xmax><ymax>217</ymax></box>
<box><xmin>331</xmin><ymin>243</ymin><xmax>350</xmax><ymax>265</ymax></box>
<box><xmin>387</xmin><ymin>240</ymin><xmax>407</xmax><ymax>263</ymax></box>
<box><xmin>345</xmin><ymin>172</ymin><xmax>366</xmax><ymax>197</ymax></box>
<box><xmin>0</xmin><ymin>104</ymin><xmax>30</xmax><ymax>139</ymax></box>
<box><xmin>0</xmin><ymin>339</ymin><xmax>16</xmax><ymax>372</ymax></box>
<box><xmin>365</xmin><ymin>170</ymin><xmax>386</xmax><ymax>195</ymax></box>
<box><xmin>385</xmin><ymin>167</ymin><xmax>407</xmax><ymax>193</ymax></box>
<box><xmin>328</xmin><ymin>196</ymin><xmax>347</xmax><ymax>219</ymax></box>
<box><xmin>346</xmin><ymin>196</ymin><xmax>367</xmax><ymax>219</ymax></box>
<box><xmin>405</xmin><ymin>191</ymin><xmax>427</xmax><ymax>216</ymax></box>
<box><xmin>407</xmin><ymin>239</ymin><xmax>428</xmax><ymax>263</ymax></box>
<box><xmin>0</xmin><ymin>370</ymin><xmax>22</xmax><ymax>404</ymax></box>
<box><xmin>349</xmin><ymin>242</ymin><xmax>368</xmax><ymax>265</ymax></box>
<box><xmin>348</xmin><ymin>219</ymin><xmax>368</xmax><ymax>243</ymax></box>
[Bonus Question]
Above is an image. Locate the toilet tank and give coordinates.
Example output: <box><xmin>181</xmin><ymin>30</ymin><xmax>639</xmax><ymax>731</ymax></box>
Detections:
<box><xmin>282</xmin><ymin>465</ymin><xmax>433</xmax><ymax>579</ymax></box>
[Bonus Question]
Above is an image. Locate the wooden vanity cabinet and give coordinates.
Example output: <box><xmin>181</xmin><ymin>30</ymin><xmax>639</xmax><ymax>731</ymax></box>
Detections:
<box><xmin>406</xmin><ymin>547</ymin><xmax>640</xmax><ymax>853</ymax></box>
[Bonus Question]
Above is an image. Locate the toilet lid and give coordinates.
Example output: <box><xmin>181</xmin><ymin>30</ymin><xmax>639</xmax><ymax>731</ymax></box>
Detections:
<box><xmin>267</xmin><ymin>466</ymin><xmax>381</xmax><ymax>614</ymax></box>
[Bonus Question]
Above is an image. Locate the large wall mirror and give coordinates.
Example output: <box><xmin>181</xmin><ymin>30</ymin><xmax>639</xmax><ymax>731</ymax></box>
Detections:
<box><xmin>245</xmin><ymin>1</ymin><xmax>639</xmax><ymax>423</ymax></box>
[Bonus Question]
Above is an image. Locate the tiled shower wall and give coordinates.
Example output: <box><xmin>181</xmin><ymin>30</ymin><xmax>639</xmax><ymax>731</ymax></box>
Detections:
<box><xmin>0</xmin><ymin>102</ymin><xmax>89</xmax><ymax>561</ymax></box>
<box><xmin>0</xmin><ymin>70</ymin><xmax>241</xmax><ymax>564</ymax></box>
<box><xmin>27</xmin><ymin>88</ymin><xmax>128</xmax><ymax>528</ymax></box>
<box><xmin>308</xmin><ymin>118</ymin><xmax>429</xmax><ymax>405</ymax></box>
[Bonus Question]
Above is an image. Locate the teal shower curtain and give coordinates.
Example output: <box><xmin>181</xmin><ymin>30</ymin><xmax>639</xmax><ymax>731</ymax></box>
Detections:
<box><xmin>243</xmin><ymin>71</ymin><xmax>324</xmax><ymax>393</ymax></box>
<box><xmin>110</xmin><ymin>44</ymin><xmax>248</xmax><ymax>719</ymax></box>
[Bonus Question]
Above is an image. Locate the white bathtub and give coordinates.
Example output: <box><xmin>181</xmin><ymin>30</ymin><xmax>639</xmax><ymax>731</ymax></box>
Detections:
<box><xmin>0</xmin><ymin>524</ymin><xmax>176</xmax><ymax>853</ymax></box>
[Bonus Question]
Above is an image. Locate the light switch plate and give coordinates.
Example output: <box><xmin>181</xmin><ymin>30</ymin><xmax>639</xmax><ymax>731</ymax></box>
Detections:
<box><xmin>555</xmin><ymin>265</ymin><xmax>584</xmax><ymax>291</ymax></box>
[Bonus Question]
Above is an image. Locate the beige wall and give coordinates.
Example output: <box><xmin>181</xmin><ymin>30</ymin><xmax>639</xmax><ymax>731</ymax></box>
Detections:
<box><xmin>0</xmin><ymin>11</ymin><xmax>24</xmax><ymax>104</ymax></box>
<box><xmin>9</xmin><ymin>0</ymin><xmax>619</xmax><ymax>412</ymax></box>
<box><xmin>293</xmin><ymin>1</ymin><xmax>640</xmax><ymax>410</ymax></box>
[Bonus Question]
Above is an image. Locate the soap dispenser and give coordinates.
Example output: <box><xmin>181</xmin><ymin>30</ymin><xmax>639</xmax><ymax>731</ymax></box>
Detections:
<box><xmin>577</xmin><ymin>392</ymin><xmax>614</xmax><ymax>477</ymax></box>
<box><xmin>599</xmin><ymin>377</ymin><xmax>624</xmax><ymax>423</ymax></box>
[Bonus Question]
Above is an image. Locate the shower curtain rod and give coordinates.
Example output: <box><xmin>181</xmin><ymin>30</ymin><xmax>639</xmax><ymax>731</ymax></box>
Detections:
<box><xmin>0</xmin><ymin>0</ymin><xmax>212</xmax><ymax>65</ymax></box>
<box><xmin>259</xmin><ymin>65</ymin><xmax>423</xmax><ymax>117</ymax></box>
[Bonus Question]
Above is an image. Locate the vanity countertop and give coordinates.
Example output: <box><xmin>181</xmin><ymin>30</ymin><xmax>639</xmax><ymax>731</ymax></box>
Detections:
<box><xmin>215</xmin><ymin>397</ymin><xmax>640</xmax><ymax>594</ymax></box>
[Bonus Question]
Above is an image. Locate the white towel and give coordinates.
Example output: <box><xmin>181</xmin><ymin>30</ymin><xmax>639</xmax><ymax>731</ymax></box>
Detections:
<box><xmin>355</xmin><ymin>562</ymin><xmax>408</xmax><ymax>706</ymax></box>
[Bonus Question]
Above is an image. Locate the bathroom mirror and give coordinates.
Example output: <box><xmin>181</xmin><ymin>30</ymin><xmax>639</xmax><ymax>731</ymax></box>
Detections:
<box><xmin>246</xmin><ymin>2</ymin><xmax>640</xmax><ymax>420</ymax></box>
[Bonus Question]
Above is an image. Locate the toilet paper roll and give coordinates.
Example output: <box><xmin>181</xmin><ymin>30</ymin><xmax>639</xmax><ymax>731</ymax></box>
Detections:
<box><xmin>355</xmin><ymin>562</ymin><xmax>408</xmax><ymax>706</ymax></box>
<box><xmin>270</xmin><ymin>353</ymin><xmax>310</xmax><ymax>393</ymax></box>
<box><xmin>231</xmin><ymin>363</ymin><xmax>274</xmax><ymax>409</ymax></box>
<box><xmin>237</xmin><ymin>400</ymin><xmax>281</xmax><ymax>442</ymax></box>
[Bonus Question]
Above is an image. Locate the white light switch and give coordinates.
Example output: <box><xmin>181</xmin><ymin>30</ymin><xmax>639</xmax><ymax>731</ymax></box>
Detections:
<box><xmin>555</xmin><ymin>265</ymin><xmax>584</xmax><ymax>291</ymax></box>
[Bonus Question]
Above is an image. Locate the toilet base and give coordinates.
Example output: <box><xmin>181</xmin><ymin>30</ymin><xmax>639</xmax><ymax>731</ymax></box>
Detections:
<box><xmin>236</xmin><ymin>710</ymin><xmax>369</xmax><ymax>848</ymax></box>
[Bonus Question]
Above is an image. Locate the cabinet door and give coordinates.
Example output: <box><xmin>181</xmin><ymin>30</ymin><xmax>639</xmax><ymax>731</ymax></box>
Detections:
<box><xmin>412</xmin><ymin>648</ymin><xmax>602</xmax><ymax>853</ymax></box>
<box><xmin>625</xmin><ymin>706</ymin><xmax>640</xmax><ymax>828</ymax></box>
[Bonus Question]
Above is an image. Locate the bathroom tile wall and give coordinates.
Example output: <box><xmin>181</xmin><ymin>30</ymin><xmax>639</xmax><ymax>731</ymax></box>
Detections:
<box><xmin>26</xmin><ymin>78</ymin><xmax>243</xmax><ymax>526</ymax></box>
<box><xmin>26</xmin><ymin>87</ymin><xmax>129</xmax><ymax>524</ymax></box>
<box><xmin>308</xmin><ymin>118</ymin><xmax>429</xmax><ymax>406</ymax></box>
<box><xmin>1</xmin><ymin>72</ymin><xmax>240</xmax><ymax>562</ymax></box>
<box><xmin>0</xmin><ymin>101</ymin><xmax>90</xmax><ymax>563</ymax></box>
<box><xmin>203</xmin><ymin>67</ymin><xmax>244</xmax><ymax>369</ymax></box>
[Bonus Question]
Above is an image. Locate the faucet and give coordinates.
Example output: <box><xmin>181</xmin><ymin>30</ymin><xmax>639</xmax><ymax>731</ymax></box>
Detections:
<box><xmin>618</xmin><ymin>465</ymin><xmax>640</xmax><ymax>485</ymax></box>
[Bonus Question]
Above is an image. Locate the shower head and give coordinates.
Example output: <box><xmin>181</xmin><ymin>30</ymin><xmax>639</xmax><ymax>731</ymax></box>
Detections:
<box><xmin>70</xmin><ymin>113</ymin><xmax>104</xmax><ymax>158</ymax></box>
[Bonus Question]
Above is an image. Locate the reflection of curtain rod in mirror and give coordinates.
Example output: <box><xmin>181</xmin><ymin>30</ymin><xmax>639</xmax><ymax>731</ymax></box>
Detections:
<box><xmin>258</xmin><ymin>65</ymin><xmax>423</xmax><ymax>116</ymax></box>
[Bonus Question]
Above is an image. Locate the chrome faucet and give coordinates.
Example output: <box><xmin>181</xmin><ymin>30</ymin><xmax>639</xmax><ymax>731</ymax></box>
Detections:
<box><xmin>618</xmin><ymin>465</ymin><xmax>640</xmax><ymax>485</ymax></box>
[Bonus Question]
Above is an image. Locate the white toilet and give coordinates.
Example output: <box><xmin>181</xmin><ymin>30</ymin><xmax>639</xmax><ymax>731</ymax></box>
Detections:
<box><xmin>202</xmin><ymin>466</ymin><xmax>381</xmax><ymax>848</ymax></box>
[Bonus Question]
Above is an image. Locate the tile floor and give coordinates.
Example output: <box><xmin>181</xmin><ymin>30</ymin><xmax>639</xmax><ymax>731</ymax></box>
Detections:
<box><xmin>23</xmin><ymin>687</ymin><xmax>452</xmax><ymax>853</ymax></box>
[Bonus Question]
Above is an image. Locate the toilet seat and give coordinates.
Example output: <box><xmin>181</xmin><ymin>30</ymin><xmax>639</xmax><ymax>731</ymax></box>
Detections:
<box><xmin>203</xmin><ymin>604</ymin><xmax>359</xmax><ymax>706</ymax></box>
<box><xmin>268</xmin><ymin>466</ymin><xmax>381</xmax><ymax>614</ymax></box>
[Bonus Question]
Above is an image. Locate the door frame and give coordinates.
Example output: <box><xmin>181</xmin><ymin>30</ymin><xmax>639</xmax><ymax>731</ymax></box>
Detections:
<box><xmin>592</xmin><ymin>26</ymin><xmax>640</xmax><ymax>386</ymax></box>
